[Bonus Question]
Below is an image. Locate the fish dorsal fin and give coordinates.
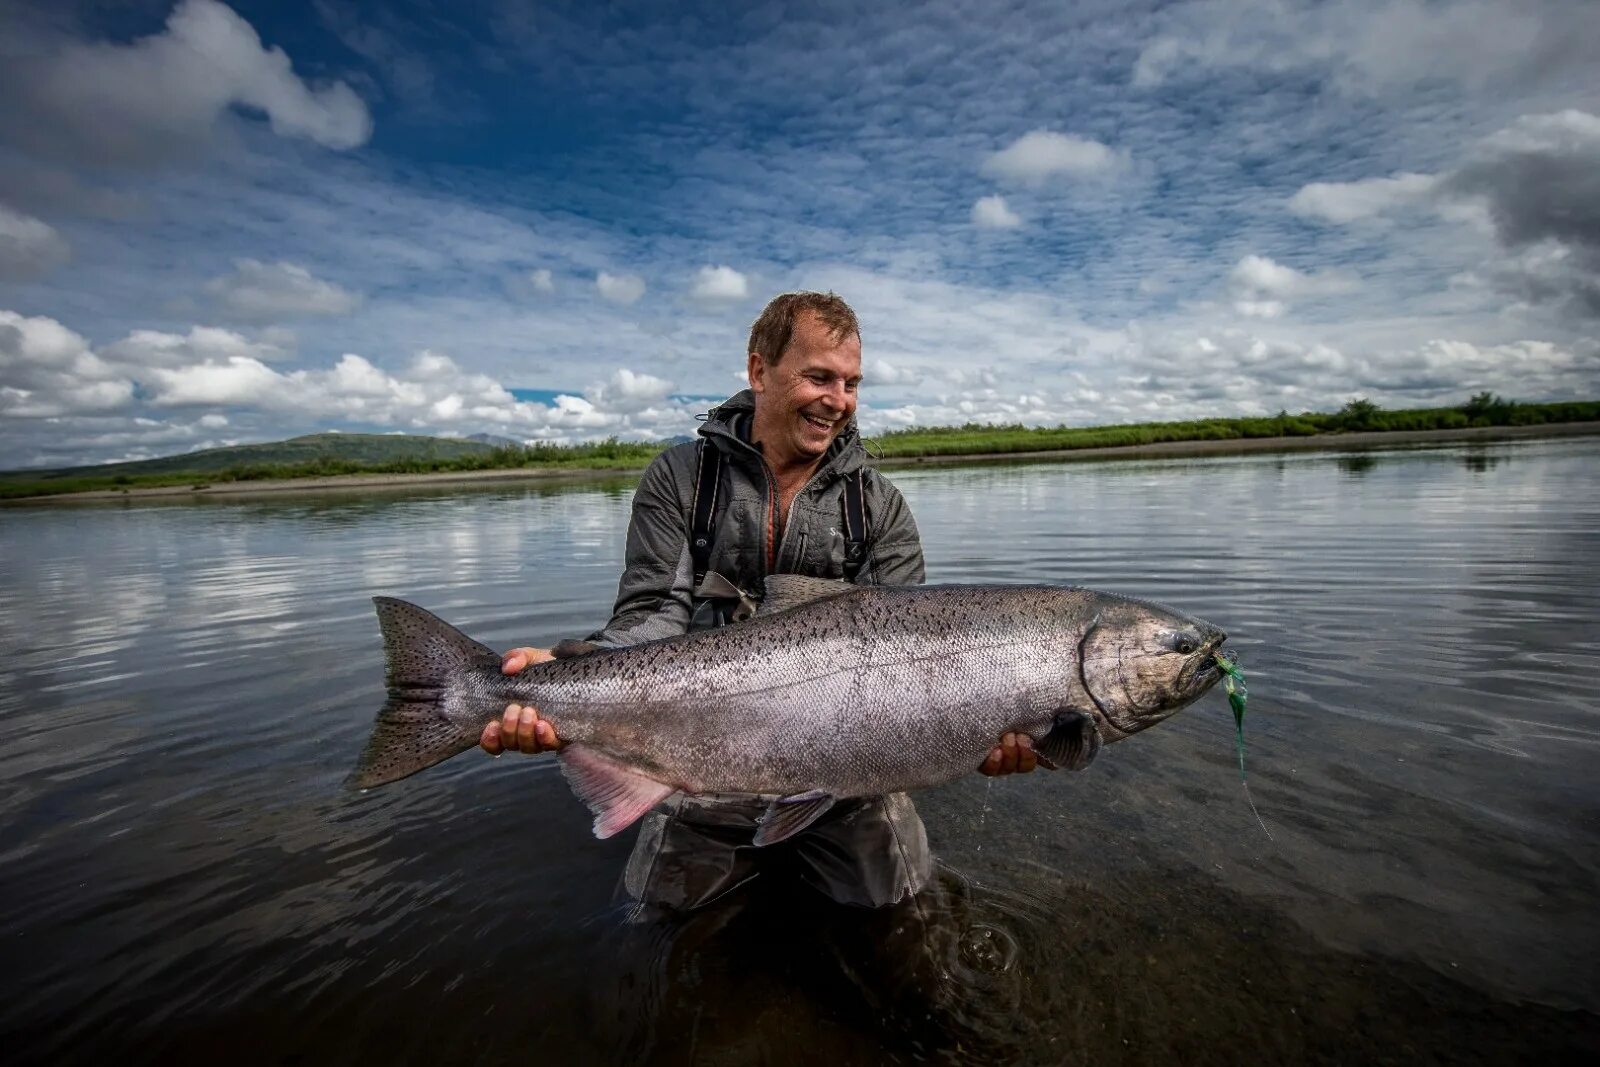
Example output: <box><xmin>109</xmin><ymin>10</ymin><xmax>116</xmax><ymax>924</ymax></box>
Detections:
<box><xmin>753</xmin><ymin>791</ymin><xmax>837</xmax><ymax>846</ymax></box>
<box><xmin>1032</xmin><ymin>710</ymin><xmax>1102</xmax><ymax>772</ymax></box>
<box><xmin>757</xmin><ymin>575</ymin><xmax>855</xmax><ymax>617</ymax></box>
<box><xmin>558</xmin><ymin>745</ymin><xmax>677</xmax><ymax>839</ymax></box>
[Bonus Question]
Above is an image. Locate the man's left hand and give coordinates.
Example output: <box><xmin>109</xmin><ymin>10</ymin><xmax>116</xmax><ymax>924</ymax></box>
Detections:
<box><xmin>979</xmin><ymin>732</ymin><xmax>1037</xmax><ymax>776</ymax></box>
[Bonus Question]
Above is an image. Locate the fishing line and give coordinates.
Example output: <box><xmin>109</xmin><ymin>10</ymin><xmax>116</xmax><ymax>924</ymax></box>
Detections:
<box><xmin>975</xmin><ymin>776</ymin><xmax>994</xmax><ymax>855</ymax></box>
<box><xmin>1215</xmin><ymin>652</ymin><xmax>1273</xmax><ymax>841</ymax></box>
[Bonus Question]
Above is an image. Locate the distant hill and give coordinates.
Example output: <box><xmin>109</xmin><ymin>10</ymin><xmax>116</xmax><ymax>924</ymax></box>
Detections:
<box><xmin>1</xmin><ymin>432</ymin><xmax>501</xmax><ymax>483</ymax></box>
<box><xmin>465</xmin><ymin>432</ymin><xmax>526</xmax><ymax>448</ymax></box>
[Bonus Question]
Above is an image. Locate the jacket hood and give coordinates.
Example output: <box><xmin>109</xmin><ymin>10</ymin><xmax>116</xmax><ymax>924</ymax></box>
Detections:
<box><xmin>699</xmin><ymin>389</ymin><xmax>866</xmax><ymax>477</ymax></box>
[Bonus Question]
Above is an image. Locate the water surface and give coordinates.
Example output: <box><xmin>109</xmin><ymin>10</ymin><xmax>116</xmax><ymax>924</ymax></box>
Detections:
<box><xmin>2</xmin><ymin>438</ymin><xmax>1597</xmax><ymax>1064</ymax></box>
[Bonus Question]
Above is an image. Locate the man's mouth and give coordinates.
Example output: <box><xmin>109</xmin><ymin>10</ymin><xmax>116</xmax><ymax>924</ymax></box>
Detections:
<box><xmin>801</xmin><ymin>412</ymin><xmax>837</xmax><ymax>432</ymax></box>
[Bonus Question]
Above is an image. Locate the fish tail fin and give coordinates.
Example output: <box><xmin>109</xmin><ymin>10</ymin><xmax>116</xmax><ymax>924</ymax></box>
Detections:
<box><xmin>349</xmin><ymin>597</ymin><xmax>502</xmax><ymax>790</ymax></box>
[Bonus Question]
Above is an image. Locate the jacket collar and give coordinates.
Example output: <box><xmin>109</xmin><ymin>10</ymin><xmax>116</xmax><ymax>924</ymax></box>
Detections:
<box><xmin>698</xmin><ymin>389</ymin><xmax>865</xmax><ymax>477</ymax></box>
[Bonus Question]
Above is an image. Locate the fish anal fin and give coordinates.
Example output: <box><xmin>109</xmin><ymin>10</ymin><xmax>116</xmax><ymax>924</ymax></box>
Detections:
<box><xmin>558</xmin><ymin>745</ymin><xmax>676</xmax><ymax>839</ymax></box>
<box><xmin>753</xmin><ymin>790</ymin><xmax>837</xmax><ymax>846</ymax></box>
<box><xmin>757</xmin><ymin>576</ymin><xmax>855</xmax><ymax>617</ymax></box>
<box><xmin>1034</xmin><ymin>710</ymin><xmax>1102</xmax><ymax>772</ymax></box>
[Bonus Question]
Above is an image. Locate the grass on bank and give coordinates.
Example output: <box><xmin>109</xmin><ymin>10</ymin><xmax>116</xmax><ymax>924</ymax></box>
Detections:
<box><xmin>3</xmin><ymin>393</ymin><xmax>1596</xmax><ymax>500</ymax></box>
<box><xmin>868</xmin><ymin>394</ymin><xmax>1600</xmax><ymax>458</ymax></box>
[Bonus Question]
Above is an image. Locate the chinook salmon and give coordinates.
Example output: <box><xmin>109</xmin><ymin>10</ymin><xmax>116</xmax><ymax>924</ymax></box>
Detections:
<box><xmin>353</xmin><ymin>578</ymin><xmax>1228</xmax><ymax>845</ymax></box>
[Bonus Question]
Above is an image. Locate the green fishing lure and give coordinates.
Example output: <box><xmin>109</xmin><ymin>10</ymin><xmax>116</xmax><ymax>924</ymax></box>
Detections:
<box><xmin>1214</xmin><ymin>651</ymin><xmax>1249</xmax><ymax>781</ymax></box>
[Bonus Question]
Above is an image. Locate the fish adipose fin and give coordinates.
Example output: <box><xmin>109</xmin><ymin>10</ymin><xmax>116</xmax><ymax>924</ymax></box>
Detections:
<box><xmin>559</xmin><ymin>745</ymin><xmax>677</xmax><ymax>839</ymax></box>
<box><xmin>350</xmin><ymin>598</ymin><xmax>504</xmax><ymax>789</ymax></box>
<box><xmin>757</xmin><ymin>576</ymin><xmax>854</xmax><ymax>617</ymax></box>
<box><xmin>753</xmin><ymin>790</ymin><xmax>837</xmax><ymax>846</ymax></box>
<box><xmin>1032</xmin><ymin>710</ymin><xmax>1102</xmax><ymax>772</ymax></box>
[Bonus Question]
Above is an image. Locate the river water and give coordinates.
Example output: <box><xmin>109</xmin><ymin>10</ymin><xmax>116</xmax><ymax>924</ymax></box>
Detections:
<box><xmin>2</xmin><ymin>437</ymin><xmax>1597</xmax><ymax>1064</ymax></box>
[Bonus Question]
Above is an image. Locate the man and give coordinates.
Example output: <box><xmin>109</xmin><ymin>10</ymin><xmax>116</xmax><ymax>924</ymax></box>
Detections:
<box><xmin>483</xmin><ymin>291</ymin><xmax>1035</xmax><ymax>910</ymax></box>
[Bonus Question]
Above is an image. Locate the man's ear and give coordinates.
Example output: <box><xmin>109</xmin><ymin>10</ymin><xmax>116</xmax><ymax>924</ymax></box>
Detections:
<box><xmin>747</xmin><ymin>350</ymin><xmax>766</xmax><ymax>393</ymax></box>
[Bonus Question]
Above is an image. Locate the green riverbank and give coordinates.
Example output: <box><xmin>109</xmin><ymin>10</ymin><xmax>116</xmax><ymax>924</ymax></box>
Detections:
<box><xmin>5</xmin><ymin>396</ymin><xmax>1597</xmax><ymax>503</ymax></box>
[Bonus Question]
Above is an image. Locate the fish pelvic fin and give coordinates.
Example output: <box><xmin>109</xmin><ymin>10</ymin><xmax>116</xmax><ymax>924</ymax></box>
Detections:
<box><xmin>753</xmin><ymin>791</ymin><xmax>837</xmax><ymax>846</ymax></box>
<box><xmin>1032</xmin><ymin>710</ymin><xmax>1102</xmax><ymax>772</ymax></box>
<box><xmin>349</xmin><ymin>598</ymin><xmax>501</xmax><ymax>790</ymax></box>
<box><xmin>559</xmin><ymin>745</ymin><xmax>676</xmax><ymax>839</ymax></box>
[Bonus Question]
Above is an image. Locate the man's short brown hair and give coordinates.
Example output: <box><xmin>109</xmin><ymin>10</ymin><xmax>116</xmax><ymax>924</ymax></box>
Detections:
<box><xmin>748</xmin><ymin>291</ymin><xmax>860</xmax><ymax>365</ymax></box>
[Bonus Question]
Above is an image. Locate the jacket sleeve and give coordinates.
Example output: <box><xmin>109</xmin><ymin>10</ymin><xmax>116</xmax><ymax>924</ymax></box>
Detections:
<box><xmin>861</xmin><ymin>473</ymin><xmax>925</xmax><ymax>587</ymax></box>
<box><xmin>585</xmin><ymin>452</ymin><xmax>697</xmax><ymax>648</ymax></box>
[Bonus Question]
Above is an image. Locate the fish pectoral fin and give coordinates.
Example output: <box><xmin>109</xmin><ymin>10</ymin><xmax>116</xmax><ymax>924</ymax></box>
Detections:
<box><xmin>1034</xmin><ymin>710</ymin><xmax>1102</xmax><ymax>772</ymax></box>
<box><xmin>550</xmin><ymin>639</ymin><xmax>601</xmax><ymax>659</ymax></box>
<box><xmin>756</xmin><ymin>575</ymin><xmax>854</xmax><ymax>616</ymax></box>
<box><xmin>558</xmin><ymin>745</ymin><xmax>677</xmax><ymax>839</ymax></box>
<box><xmin>752</xmin><ymin>790</ymin><xmax>837</xmax><ymax>846</ymax></box>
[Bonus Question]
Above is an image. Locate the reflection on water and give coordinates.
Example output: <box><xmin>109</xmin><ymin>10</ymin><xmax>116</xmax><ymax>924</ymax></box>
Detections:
<box><xmin>2</xmin><ymin>438</ymin><xmax>1598</xmax><ymax>1063</ymax></box>
<box><xmin>1335</xmin><ymin>453</ymin><xmax>1379</xmax><ymax>476</ymax></box>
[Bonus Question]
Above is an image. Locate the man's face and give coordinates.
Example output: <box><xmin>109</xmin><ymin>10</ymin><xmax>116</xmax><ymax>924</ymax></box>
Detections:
<box><xmin>748</xmin><ymin>312</ymin><xmax>863</xmax><ymax>470</ymax></box>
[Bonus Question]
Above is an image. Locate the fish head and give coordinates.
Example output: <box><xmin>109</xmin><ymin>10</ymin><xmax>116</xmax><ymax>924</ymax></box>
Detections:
<box><xmin>1076</xmin><ymin>597</ymin><xmax>1227</xmax><ymax>739</ymax></box>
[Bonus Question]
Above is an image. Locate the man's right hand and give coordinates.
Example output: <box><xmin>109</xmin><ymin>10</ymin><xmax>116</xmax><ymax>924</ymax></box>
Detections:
<box><xmin>481</xmin><ymin>647</ymin><xmax>562</xmax><ymax>755</ymax></box>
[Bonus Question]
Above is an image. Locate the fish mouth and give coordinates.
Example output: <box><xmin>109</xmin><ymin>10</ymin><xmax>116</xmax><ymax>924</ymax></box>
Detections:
<box><xmin>1185</xmin><ymin>631</ymin><xmax>1230</xmax><ymax>692</ymax></box>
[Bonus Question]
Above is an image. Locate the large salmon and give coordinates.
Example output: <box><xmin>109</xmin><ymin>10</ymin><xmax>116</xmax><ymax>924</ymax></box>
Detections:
<box><xmin>352</xmin><ymin>577</ymin><xmax>1227</xmax><ymax>845</ymax></box>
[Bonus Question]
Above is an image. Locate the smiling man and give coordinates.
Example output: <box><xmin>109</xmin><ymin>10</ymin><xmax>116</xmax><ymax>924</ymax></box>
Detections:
<box><xmin>486</xmin><ymin>291</ymin><xmax>1036</xmax><ymax>911</ymax></box>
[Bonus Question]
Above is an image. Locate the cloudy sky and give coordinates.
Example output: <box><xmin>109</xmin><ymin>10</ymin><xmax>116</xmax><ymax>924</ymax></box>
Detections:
<box><xmin>2</xmin><ymin>0</ymin><xmax>1598</xmax><ymax>468</ymax></box>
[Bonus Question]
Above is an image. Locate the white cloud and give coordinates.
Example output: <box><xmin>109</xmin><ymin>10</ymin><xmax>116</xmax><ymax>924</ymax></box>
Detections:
<box><xmin>1288</xmin><ymin>173</ymin><xmax>1439</xmax><ymax>223</ymax></box>
<box><xmin>104</xmin><ymin>325</ymin><xmax>291</xmax><ymax>368</ymax></box>
<box><xmin>585</xmin><ymin>368</ymin><xmax>674</xmax><ymax>413</ymax></box>
<box><xmin>205</xmin><ymin>259</ymin><xmax>360</xmax><ymax>322</ymax></box>
<box><xmin>596</xmin><ymin>270</ymin><xmax>646</xmax><ymax>305</ymax></box>
<box><xmin>0</xmin><ymin>203</ymin><xmax>71</xmax><ymax>281</ymax></box>
<box><xmin>981</xmin><ymin>130</ymin><xmax>1123</xmax><ymax>185</ymax></box>
<box><xmin>1228</xmin><ymin>254</ymin><xmax>1356</xmax><ymax>318</ymax></box>
<box><xmin>145</xmin><ymin>354</ymin><xmax>287</xmax><ymax>407</ymax></box>
<box><xmin>198</xmin><ymin>413</ymin><xmax>229</xmax><ymax>428</ymax></box>
<box><xmin>1131</xmin><ymin>0</ymin><xmax>1600</xmax><ymax>94</ymax></box>
<box><xmin>0</xmin><ymin>0</ymin><xmax>371</xmax><ymax>168</ymax></box>
<box><xmin>688</xmin><ymin>265</ymin><xmax>749</xmax><ymax>302</ymax></box>
<box><xmin>971</xmin><ymin>195</ymin><xmax>1022</xmax><ymax>229</ymax></box>
<box><xmin>0</xmin><ymin>310</ymin><xmax>134</xmax><ymax>417</ymax></box>
<box><xmin>870</xmin><ymin>358</ymin><xmax>909</xmax><ymax>386</ymax></box>
<box><xmin>529</xmin><ymin>268</ymin><xmax>554</xmax><ymax>293</ymax></box>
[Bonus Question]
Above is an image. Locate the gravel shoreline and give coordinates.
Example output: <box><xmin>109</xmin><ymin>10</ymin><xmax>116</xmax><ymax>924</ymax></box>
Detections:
<box><xmin>11</xmin><ymin>420</ymin><xmax>1599</xmax><ymax>504</ymax></box>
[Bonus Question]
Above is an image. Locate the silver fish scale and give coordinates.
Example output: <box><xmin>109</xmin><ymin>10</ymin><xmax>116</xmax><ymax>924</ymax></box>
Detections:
<box><xmin>487</xmin><ymin>585</ymin><xmax>1106</xmax><ymax>798</ymax></box>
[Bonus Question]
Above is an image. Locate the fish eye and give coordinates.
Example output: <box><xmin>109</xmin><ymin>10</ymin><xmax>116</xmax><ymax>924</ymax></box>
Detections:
<box><xmin>1174</xmin><ymin>635</ymin><xmax>1197</xmax><ymax>655</ymax></box>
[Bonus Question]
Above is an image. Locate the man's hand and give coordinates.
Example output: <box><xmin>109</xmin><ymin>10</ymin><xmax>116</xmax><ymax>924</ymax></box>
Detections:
<box><xmin>979</xmin><ymin>732</ymin><xmax>1037</xmax><ymax>776</ymax></box>
<box><xmin>480</xmin><ymin>647</ymin><xmax>561</xmax><ymax>755</ymax></box>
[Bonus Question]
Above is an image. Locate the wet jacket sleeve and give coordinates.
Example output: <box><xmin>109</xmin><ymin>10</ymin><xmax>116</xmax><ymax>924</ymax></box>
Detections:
<box><xmin>861</xmin><ymin>474</ymin><xmax>925</xmax><ymax>588</ymax></box>
<box><xmin>585</xmin><ymin>452</ymin><xmax>697</xmax><ymax>648</ymax></box>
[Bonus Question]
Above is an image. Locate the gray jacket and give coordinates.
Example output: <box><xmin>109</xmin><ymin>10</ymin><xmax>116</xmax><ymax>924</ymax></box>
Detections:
<box><xmin>589</xmin><ymin>390</ymin><xmax>925</xmax><ymax>647</ymax></box>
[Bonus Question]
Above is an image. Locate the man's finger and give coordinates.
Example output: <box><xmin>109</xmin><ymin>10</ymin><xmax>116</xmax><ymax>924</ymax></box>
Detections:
<box><xmin>516</xmin><ymin>706</ymin><xmax>539</xmax><ymax>753</ymax></box>
<box><xmin>980</xmin><ymin>746</ymin><xmax>1003</xmax><ymax>776</ymax></box>
<box><xmin>1017</xmin><ymin>736</ymin><xmax>1037</xmax><ymax>774</ymax></box>
<box><xmin>534</xmin><ymin>719</ymin><xmax>558</xmax><ymax>751</ymax></box>
<box><xmin>481</xmin><ymin>721</ymin><xmax>504</xmax><ymax>755</ymax></box>
<box><xmin>502</xmin><ymin>647</ymin><xmax>555</xmax><ymax>676</ymax></box>
<box><xmin>1000</xmin><ymin>732</ymin><xmax>1019</xmax><ymax>774</ymax></box>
